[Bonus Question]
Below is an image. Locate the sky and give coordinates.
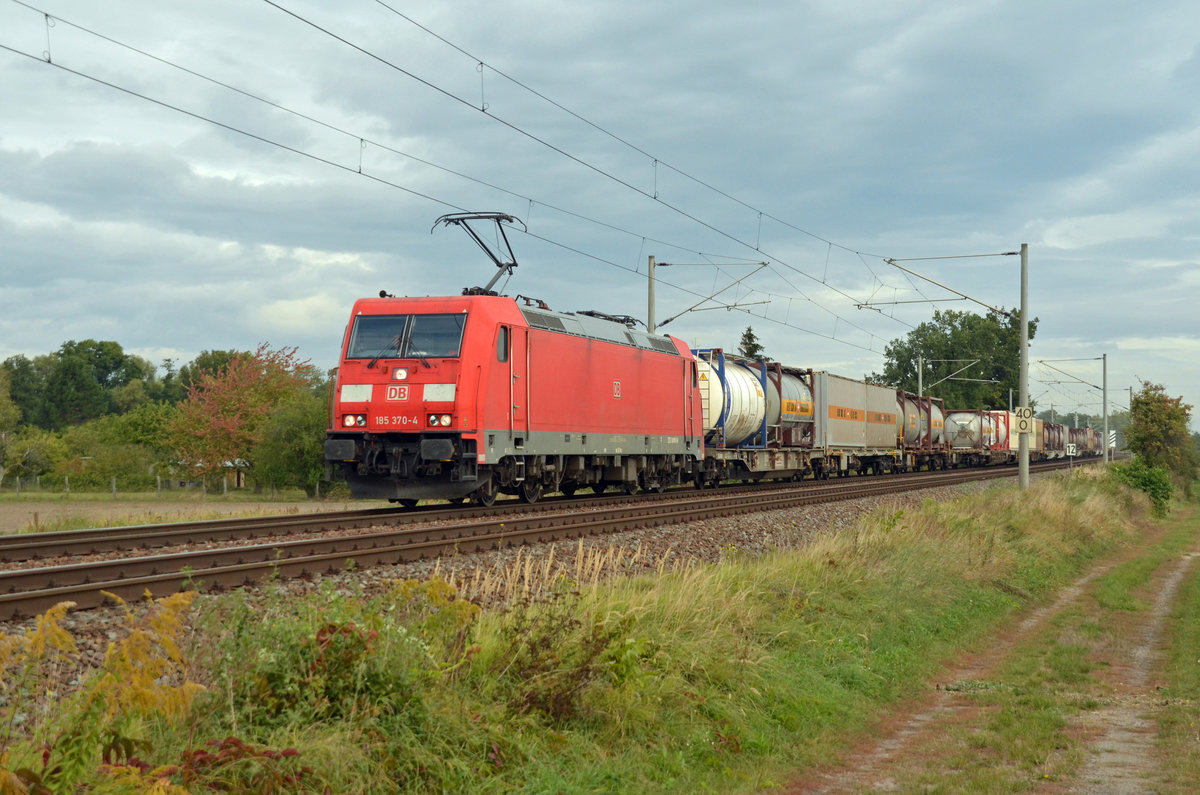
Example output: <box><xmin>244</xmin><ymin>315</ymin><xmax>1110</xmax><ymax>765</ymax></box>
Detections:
<box><xmin>2</xmin><ymin>0</ymin><xmax>1198</xmax><ymax>430</ymax></box>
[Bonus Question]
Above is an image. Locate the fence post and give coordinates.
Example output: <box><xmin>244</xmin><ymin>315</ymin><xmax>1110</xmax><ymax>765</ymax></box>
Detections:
<box><xmin>65</xmin><ymin>474</ymin><xmax>70</xmax><ymax>497</ymax></box>
<box><xmin>112</xmin><ymin>476</ymin><xmax>117</xmax><ymax>498</ymax></box>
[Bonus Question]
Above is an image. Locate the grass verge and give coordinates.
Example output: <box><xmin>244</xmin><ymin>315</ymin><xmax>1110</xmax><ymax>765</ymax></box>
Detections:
<box><xmin>1159</xmin><ymin>506</ymin><xmax>1200</xmax><ymax>790</ymax></box>
<box><xmin>0</xmin><ymin>467</ymin><xmax>1167</xmax><ymax>793</ymax></box>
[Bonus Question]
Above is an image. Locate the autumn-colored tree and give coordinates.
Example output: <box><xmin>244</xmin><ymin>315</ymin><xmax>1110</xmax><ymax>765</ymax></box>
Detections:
<box><xmin>1125</xmin><ymin>382</ymin><xmax>1198</xmax><ymax>496</ymax></box>
<box><xmin>168</xmin><ymin>344</ymin><xmax>317</xmax><ymax>482</ymax></box>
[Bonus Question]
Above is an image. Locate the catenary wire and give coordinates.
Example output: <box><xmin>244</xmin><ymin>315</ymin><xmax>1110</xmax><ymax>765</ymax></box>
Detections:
<box><xmin>2</xmin><ymin>1</ymin><xmax>899</xmax><ymax>349</ymax></box>
<box><xmin>0</xmin><ymin>34</ymin><xmax>881</xmax><ymax>352</ymax></box>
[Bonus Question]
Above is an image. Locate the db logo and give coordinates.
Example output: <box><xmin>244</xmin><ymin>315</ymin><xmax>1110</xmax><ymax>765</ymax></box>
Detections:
<box><xmin>386</xmin><ymin>385</ymin><xmax>410</xmax><ymax>401</ymax></box>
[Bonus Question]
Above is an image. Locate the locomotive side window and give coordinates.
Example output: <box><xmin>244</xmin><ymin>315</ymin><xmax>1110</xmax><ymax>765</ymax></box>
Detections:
<box><xmin>408</xmin><ymin>314</ymin><xmax>466</xmax><ymax>358</ymax></box>
<box><xmin>497</xmin><ymin>326</ymin><xmax>509</xmax><ymax>362</ymax></box>
<box><xmin>347</xmin><ymin>315</ymin><xmax>408</xmax><ymax>359</ymax></box>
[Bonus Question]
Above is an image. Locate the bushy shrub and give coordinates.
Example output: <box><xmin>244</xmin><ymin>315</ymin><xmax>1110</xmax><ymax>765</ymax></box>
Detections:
<box><xmin>1110</xmin><ymin>457</ymin><xmax>1173</xmax><ymax>516</ymax></box>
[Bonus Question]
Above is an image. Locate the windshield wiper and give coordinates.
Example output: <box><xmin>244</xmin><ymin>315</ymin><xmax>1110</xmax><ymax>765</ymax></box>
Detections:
<box><xmin>366</xmin><ymin>335</ymin><xmax>403</xmax><ymax>369</ymax></box>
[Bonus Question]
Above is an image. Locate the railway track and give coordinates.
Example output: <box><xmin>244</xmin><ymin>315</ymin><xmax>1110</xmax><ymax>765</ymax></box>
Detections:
<box><xmin>0</xmin><ymin>459</ymin><xmax>1092</xmax><ymax>620</ymax></box>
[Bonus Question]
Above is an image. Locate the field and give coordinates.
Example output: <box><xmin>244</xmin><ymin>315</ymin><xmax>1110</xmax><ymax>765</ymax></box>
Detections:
<box><xmin>0</xmin><ymin>495</ymin><xmax>373</xmax><ymax>533</ymax></box>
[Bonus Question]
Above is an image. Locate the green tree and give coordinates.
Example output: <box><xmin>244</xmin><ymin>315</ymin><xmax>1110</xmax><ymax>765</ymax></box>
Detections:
<box><xmin>2</xmin><ymin>354</ymin><xmax>53</xmax><ymax>428</ymax></box>
<box><xmin>255</xmin><ymin>389</ymin><xmax>329</xmax><ymax>496</ymax></box>
<box><xmin>0</xmin><ymin>427</ymin><xmax>66</xmax><ymax>487</ymax></box>
<box><xmin>0</xmin><ymin>368</ymin><xmax>19</xmax><ymax>435</ymax></box>
<box><xmin>868</xmin><ymin>309</ymin><xmax>1036</xmax><ymax>409</ymax></box>
<box><xmin>4</xmin><ymin>341</ymin><xmax>155</xmax><ymax>430</ymax></box>
<box><xmin>56</xmin><ymin>403</ymin><xmax>179</xmax><ymax>490</ymax></box>
<box><xmin>45</xmin><ymin>354</ymin><xmax>109</xmax><ymax>429</ymax></box>
<box><xmin>1125</xmin><ymin>382</ymin><xmax>1198</xmax><ymax>496</ymax></box>
<box><xmin>151</xmin><ymin>358</ymin><xmax>188</xmax><ymax>405</ymax></box>
<box><xmin>0</xmin><ymin>368</ymin><xmax>22</xmax><ymax>488</ymax></box>
<box><xmin>737</xmin><ymin>327</ymin><xmax>765</xmax><ymax>359</ymax></box>
<box><xmin>56</xmin><ymin>339</ymin><xmax>136</xmax><ymax>388</ymax></box>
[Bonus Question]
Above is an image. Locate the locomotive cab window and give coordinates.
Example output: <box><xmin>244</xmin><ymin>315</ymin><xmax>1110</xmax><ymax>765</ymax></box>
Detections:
<box><xmin>345</xmin><ymin>313</ymin><xmax>467</xmax><ymax>360</ymax></box>
<box><xmin>408</xmin><ymin>314</ymin><xmax>466</xmax><ymax>358</ymax></box>
<box><xmin>497</xmin><ymin>326</ymin><xmax>509</xmax><ymax>362</ymax></box>
<box><xmin>346</xmin><ymin>315</ymin><xmax>408</xmax><ymax>359</ymax></box>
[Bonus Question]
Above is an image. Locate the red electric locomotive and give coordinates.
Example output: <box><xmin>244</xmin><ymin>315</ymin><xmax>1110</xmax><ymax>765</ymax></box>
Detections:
<box><xmin>323</xmin><ymin>292</ymin><xmax>705</xmax><ymax>505</ymax></box>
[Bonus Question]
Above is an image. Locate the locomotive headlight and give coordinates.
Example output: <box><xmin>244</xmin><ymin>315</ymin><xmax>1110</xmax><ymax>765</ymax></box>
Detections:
<box><xmin>427</xmin><ymin>413</ymin><xmax>452</xmax><ymax>427</ymax></box>
<box><xmin>343</xmin><ymin>414</ymin><xmax>367</xmax><ymax>428</ymax></box>
<box><xmin>343</xmin><ymin>415</ymin><xmax>357</xmax><ymax>428</ymax></box>
<box><xmin>427</xmin><ymin>414</ymin><xmax>439</xmax><ymax>426</ymax></box>
<box><xmin>439</xmin><ymin>413</ymin><xmax>452</xmax><ymax>426</ymax></box>
<box><xmin>393</xmin><ymin>368</ymin><xmax>408</xmax><ymax>380</ymax></box>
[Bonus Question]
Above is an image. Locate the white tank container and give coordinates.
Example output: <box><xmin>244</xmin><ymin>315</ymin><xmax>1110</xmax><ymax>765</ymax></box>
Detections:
<box><xmin>901</xmin><ymin>395</ymin><xmax>923</xmax><ymax>445</ymax></box>
<box><xmin>778</xmin><ymin>373</ymin><xmax>813</xmax><ymax>430</ymax></box>
<box><xmin>946</xmin><ymin>410</ymin><xmax>984</xmax><ymax>449</ymax></box>
<box><xmin>929</xmin><ymin>403</ymin><xmax>945</xmax><ymax>445</ymax></box>
<box><xmin>696</xmin><ymin>359</ymin><xmax>766</xmax><ymax>447</ymax></box>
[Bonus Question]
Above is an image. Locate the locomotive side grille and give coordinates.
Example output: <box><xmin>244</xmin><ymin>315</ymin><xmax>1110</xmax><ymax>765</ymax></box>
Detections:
<box><xmin>523</xmin><ymin>311</ymin><xmax>567</xmax><ymax>331</ymax></box>
<box><xmin>646</xmin><ymin>336</ymin><xmax>679</xmax><ymax>354</ymax></box>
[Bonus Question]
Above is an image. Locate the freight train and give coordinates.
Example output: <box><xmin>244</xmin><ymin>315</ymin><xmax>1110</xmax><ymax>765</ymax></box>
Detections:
<box><xmin>323</xmin><ymin>292</ymin><xmax>1102</xmax><ymax>505</ymax></box>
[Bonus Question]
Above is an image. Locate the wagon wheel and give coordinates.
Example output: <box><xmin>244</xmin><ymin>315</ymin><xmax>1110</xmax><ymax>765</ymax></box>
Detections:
<box><xmin>472</xmin><ymin>474</ymin><xmax>498</xmax><ymax>507</ymax></box>
<box><xmin>396</xmin><ymin>499</ymin><xmax>419</xmax><ymax>509</ymax></box>
<box><xmin>591</xmin><ymin>483</ymin><xmax>608</xmax><ymax>495</ymax></box>
<box><xmin>559</xmin><ymin>483</ymin><xmax>578</xmax><ymax>498</ymax></box>
<box><xmin>520</xmin><ymin>479</ymin><xmax>543</xmax><ymax>504</ymax></box>
<box><xmin>622</xmin><ymin>480</ymin><xmax>638</xmax><ymax>495</ymax></box>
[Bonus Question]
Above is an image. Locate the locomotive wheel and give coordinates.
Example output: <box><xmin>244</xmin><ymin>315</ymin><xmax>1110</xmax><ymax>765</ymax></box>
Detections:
<box><xmin>520</xmin><ymin>479</ymin><xmax>543</xmax><ymax>504</ymax></box>
<box><xmin>472</xmin><ymin>476</ymin><xmax>498</xmax><ymax>507</ymax></box>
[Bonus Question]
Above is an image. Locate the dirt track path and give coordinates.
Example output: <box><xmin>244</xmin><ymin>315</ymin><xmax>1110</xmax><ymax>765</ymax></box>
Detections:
<box><xmin>787</xmin><ymin>509</ymin><xmax>1199</xmax><ymax>794</ymax></box>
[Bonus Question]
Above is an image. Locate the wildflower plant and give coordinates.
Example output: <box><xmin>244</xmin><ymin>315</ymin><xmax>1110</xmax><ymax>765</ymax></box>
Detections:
<box><xmin>1</xmin><ymin>591</ymin><xmax>207</xmax><ymax>792</ymax></box>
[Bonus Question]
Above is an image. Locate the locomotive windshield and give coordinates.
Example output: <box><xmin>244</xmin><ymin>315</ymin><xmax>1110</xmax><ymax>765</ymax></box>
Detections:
<box><xmin>346</xmin><ymin>313</ymin><xmax>466</xmax><ymax>360</ymax></box>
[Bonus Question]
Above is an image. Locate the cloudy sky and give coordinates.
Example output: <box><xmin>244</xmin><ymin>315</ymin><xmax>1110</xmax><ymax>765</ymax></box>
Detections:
<box><xmin>2</xmin><ymin>0</ymin><xmax>1197</xmax><ymax>428</ymax></box>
